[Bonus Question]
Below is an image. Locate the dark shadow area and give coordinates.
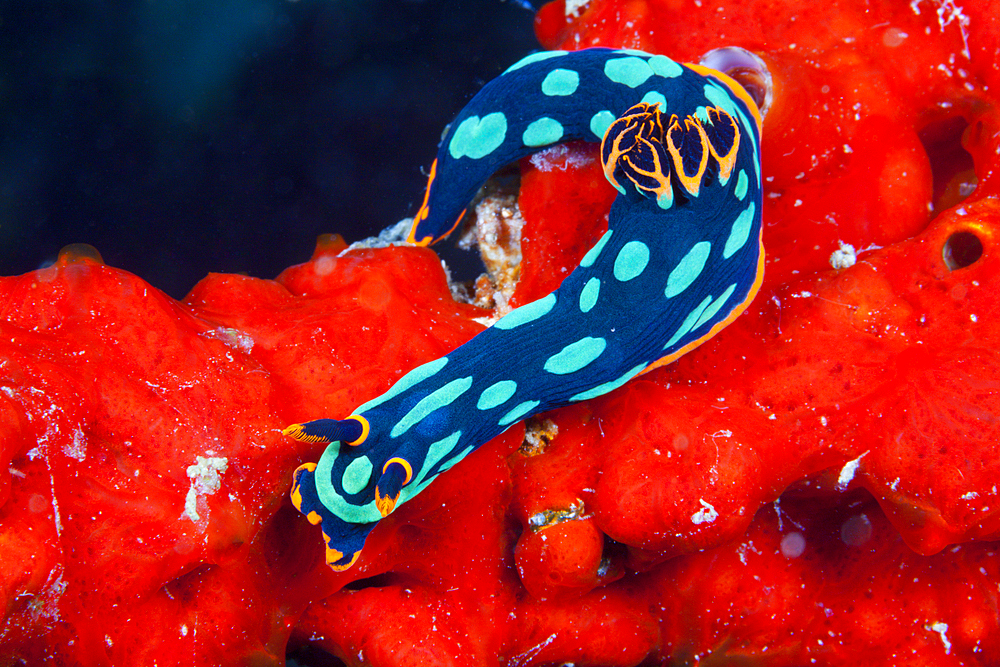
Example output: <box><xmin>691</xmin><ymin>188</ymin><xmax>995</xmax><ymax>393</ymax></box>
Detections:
<box><xmin>339</xmin><ymin>571</ymin><xmax>396</xmax><ymax>591</ymax></box>
<box><xmin>917</xmin><ymin>114</ymin><xmax>977</xmax><ymax>215</ymax></box>
<box><xmin>0</xmin><ymin>0</ymin><xmax>539</xmax><ymax>298</ymax></box>
<box><xmin>286</xmin><ymin>644</ymin><xmax>347</xmax><ymax>667</ymax></box>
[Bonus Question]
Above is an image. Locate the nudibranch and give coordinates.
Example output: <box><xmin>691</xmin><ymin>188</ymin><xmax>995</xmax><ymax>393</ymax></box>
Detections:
<box><xmin>285</xmin><ymin>47</ymin><xmax>765</xmax><ymax>570</ymax></box>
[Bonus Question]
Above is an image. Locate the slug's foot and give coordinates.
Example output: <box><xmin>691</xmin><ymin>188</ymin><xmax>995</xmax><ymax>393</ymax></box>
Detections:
<box><xmin>321</xmin><ymin>535</ymin><xmax>362</xmax><ymax>572</ymax></box>
<box><xmin>290</xmin><ymin>461</ymin><xmax>373</xmax><ymax>571</ymax></box>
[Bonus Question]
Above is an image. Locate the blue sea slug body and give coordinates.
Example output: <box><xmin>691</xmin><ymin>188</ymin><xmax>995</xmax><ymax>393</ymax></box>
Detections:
<box><xmin>285</xmin><ymin>47</ymin><xmax>764</xmax><ymax>570</ymax></box>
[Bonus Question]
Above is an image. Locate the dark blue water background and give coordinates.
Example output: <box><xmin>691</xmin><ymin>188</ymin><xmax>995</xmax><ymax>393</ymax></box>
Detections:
<box><xmin>1</xmin><ymin>0</ymin><xmax>538</xmax><ymax>297</ymax></box>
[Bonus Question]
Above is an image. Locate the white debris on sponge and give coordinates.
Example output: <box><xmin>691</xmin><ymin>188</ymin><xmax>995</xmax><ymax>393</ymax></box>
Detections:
<box><xmin>926</xmin><ymin>621</ymin><xmax>952</xmax><ymax>654</ymax></box>
<box><xmin>344</xmin><ymin>218</ymin><xmax>412</xmax><ymax>251</ymax></box>
<box><xmin>469</xmin><ymin>195</ymin><xmax>524</xmax><ymax>277</ymax></box>
<box><xmin>835</xmin><ymin>451</ymin><xmax>869</xmax><ymax>491</ymax></box>
<box><xmin>529</xmin><ymin>144</ymin><xmax>595</xmax><ymax>172</ymax></box>
<box><xmin>62</xmin><ymin>426</ymin><xmax>87</xmax><ymax>462</ymax></box>
<box><xmin>201</xmin><ymin>327</ymin><xmax>254</xmax><ymax>354</ymax></box>
<box><xmin>829</xmin><ymin>241</ymin><xmax>857</xmax><ymax>269</ymax></box>
<box><xmin>182</xmin><ymin>456</ymin><xmax>229</xmax><ymax>523</ymax></box>
<box><xmin>910</xmin><ymin>0</ymin><xmax>971</xmax><ymax>59</ymax></box>
<box><xmin>459</xmin><ymin>193</ymin><xmax>526</xmax><ymax>323</ymax></box>
<box><xmin>691</xmin><ymin>498</ymin><xmax>719</xmax><ymax>525</ymax></box>
<box><xmin>30</xmin><ymin>564</ymin><xmax>68</xmax><ymax>623</ymax></box>
<box><xmin>565</xmin><ymin>0</ymin><xmax>591</xmax><ymax>17</ymax></box>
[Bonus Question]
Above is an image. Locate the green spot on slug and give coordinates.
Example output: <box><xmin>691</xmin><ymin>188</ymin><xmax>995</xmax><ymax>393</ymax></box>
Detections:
<box><xmin>648</xmin><ymin>55</ymin><xmax>683</xmax><ymax>78</ymax></box>
<box><xmin>397</xmin><ymin>432</ymin><xmax>464</xmax><ymax>506</ymax></box>
<box><xmin>580</xmin><ymin>230</ymin><xmax>613</xmax><ymax>268</ymax></box>
<box><xmin>604</xmin><ymin>57</ymin><xmax>654</xmax><ymax>88</ymax></box>
<box><xmin>734</xmin><ymin>169</ymin><xmax>749</xmax><ymax>201</ymax></box>
<box><xmin>641</xmin><ymin>91</ymin><xmax>667</xmax><ymax>111</ymax></box>
<box><xmin>579</xmin><ymin>277</ymin><xmax>601</xmax><ymax>313</ymax></box>
<box><xmin>523</xmin><ymin>117</ymin><xmax>565</xmax><ymax>147</ymax></box>
<box><xmin>590</xmin><ymin>110</ymin><xmax>616</xmax><ymax>139</ymax></box>
<box><xmin>724</xmin><ymin>202</ymin><xmax>756</xmax><ymax>259</ymax></box>
<box><xmin>314</xmin><ymin>443</ymin><xmax>382</xmax><ymax>524</ymax></box>
<box><xmin>544</xmin><ymin>337</ymin><xmax>607</xmax><ymax>375</ymax></box>
<box><xmin>657</xmin><ymin>188</ymin><xmax>674</xmax><ymax>210</ymax></box>
<box><xmin>694</xmin><ymin>283</ymin><xmax>738</xmax><ymax>328</ymax></box>
<box><xmin>494</xmin><ymin>293</ymin><xmax>556</xmax><ymax>330</ymax></box>
<box><xmin>541</xmin><ymin>68</ymin><xmax>580</xmax><ymax>96</ymax></box>
<box><xmin>665</xmin><ymin>241</ymin><xmax>711</xmax><ymax>298</ymax></box>
<box><xmin>665</xmin><ymin>295</ymin><xmax>714</xmax><ymax>348</ymax></box>
<box><xmin>437</xmin><ymin>444</ymin><xmax>474</xmax><ymax>473</ymax></box>
<box><xmin>341</xmin><ymin>456</ymin><xmax>373</xmax><ymax>495</ymax></box>
<box><xmin>355</xmin><ymin>357</ymin><xmax>449</xmax><ymax>413</ymax></box>
<box><xmin>504</xmin><ymin>50</ymin><xmax>567</xmax><ymax>73</ymax></box>
<box><xmin>477</xmin><ymin>380</ymin><xmax>518</xmax><ymax>410</ymax></box>
<box><xmin>423</xmin><ymin>431</ymin><xmax>463</xmax><ymax>472</ymax></box>
<box><xmin>614</xmin><ymin>241</ymin><xmax>650</xmax><ymax>282</ymax></box>
<box><xmin>449</xmin><ymin>113</ymin><xmax>508</xmax><ymax>160</ymax></box>
<box><xmin>569</xmin><ymin>363</ymin><xmax>648</xmax><ymax>402</ymax></box>
<box><xmin>391</xmin><ymin>376</ymin><xmax>474</xmax><ymax>438</ymax></box>
<box><xmin>499</xmin><ymin>400</ymin><xmax>541</xmax><ymax>427</ymax></box>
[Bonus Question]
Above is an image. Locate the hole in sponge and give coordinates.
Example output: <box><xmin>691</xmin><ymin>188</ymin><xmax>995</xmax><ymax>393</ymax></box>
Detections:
<box><xmin>286</xmin><ymin>644</ymin><xmax>347</xmax><ymax>667</ymax></box>
<box><xmin>917</xmin><ymin>115</ymin><xmax>977</xmax><ymax>214</ymax></box>
<box><xmin>942</xmin><ymin>230</ymin><xmax>983</xmax><ymax>270</ymax></box>
<box><xmin>699</xmin><ymin>46</ymin><xmax>773</xmax><ymax>119</ymax></box>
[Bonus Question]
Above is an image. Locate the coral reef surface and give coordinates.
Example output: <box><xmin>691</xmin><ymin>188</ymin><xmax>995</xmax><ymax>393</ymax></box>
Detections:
<box><xmin>2</xmin><ymin>0</ymin><xmax>1000</xmax><ymax>664</ymax></box>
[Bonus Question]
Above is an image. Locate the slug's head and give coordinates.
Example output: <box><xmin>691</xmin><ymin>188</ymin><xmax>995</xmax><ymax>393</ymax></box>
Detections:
<box><xmin>284</xmin><ymin>415</ymin><xmax>413</xmax><ymax>571</ymax></box>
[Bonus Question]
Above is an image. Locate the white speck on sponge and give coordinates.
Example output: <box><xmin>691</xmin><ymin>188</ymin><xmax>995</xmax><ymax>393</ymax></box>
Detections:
<box><xmin>182</xmin><ymin>456</ymin><xmax>228</xmax><ymax>523</ymax></box>
<box><xmin>529</xmin><ymin>144</ymin><xmax>595</xmax><ymax>172</ymax></box>
<box><xmin>691</xmin><ymin>499</ymin><xmax>719</xmax><ymax>525</ymax></box>
<box><xmin>565</xmin><ymin>0</ymin><xmax>591</xmax><ymax>17</ymax></box>
<box><xmin>829</xmin><ymin>241</ymin><xmax>857</xmax><ymax>269</ymax></box>
<box><xmin>31</xmin><ymin>564</ymin><xmax>67</xmax><ymax>623</ymax></box>
<box><xmin>926</xmin><ymin>621</ymin><xmax>952</xmax><ymax>654</ymax></box>
<box><xmin>836</xmin><ymin>451</ymin><xmax>868</xmax><ymax>491</ymax></box>
<box><xmin>63</xmin><ymin>427</ymin><xmax>87</xmax><ymax>461</ymax></box>
<box><xmin>349</xmin><ymin>218</ymin><xmax>412</xmax><ymax>250</ymax></box>
<box><xmin>221</xmin><ymin>328</ymin><xmax>254</xmax><ymax>354</ymax></box>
